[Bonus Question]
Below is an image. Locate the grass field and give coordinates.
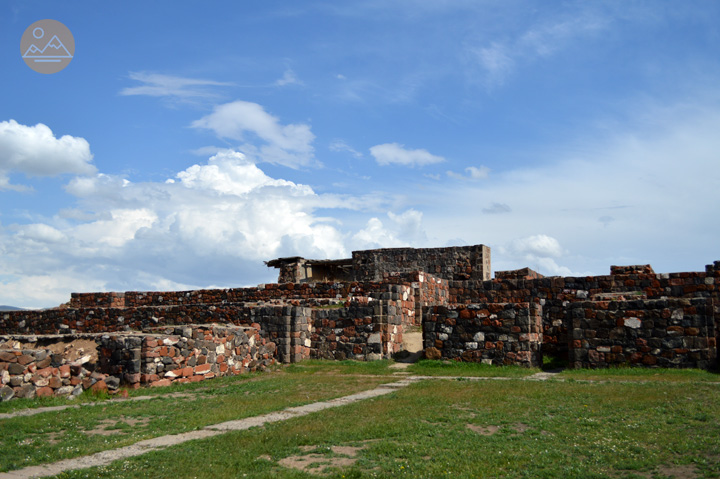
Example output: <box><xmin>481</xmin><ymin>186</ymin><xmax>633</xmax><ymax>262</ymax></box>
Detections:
<box><xmin>1</xmin><ymin>361</ymin><xmax>718</xmax><ymax>478</ymax></box>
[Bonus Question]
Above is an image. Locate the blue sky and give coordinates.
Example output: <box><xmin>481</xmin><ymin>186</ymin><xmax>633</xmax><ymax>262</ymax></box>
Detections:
<box><xmin>2</xmin><ymin>1</ymin><xmax>719</xmax><ymax>308</ymax></box>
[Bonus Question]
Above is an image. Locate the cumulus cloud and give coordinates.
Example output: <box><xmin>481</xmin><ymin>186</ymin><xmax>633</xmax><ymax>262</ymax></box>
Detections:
<box><xmin>496</xmin><ymin>235</ymin><xmax>574</xmax><ymax>276</ymax></box>
<box><xmin>351</xmin><ymin>208</ymin><xmax>427</xmax><ymax>249</ymax></box>
<box><xmin>369</xmin><ymin>143</ymin><xmax>444</xmax><ymax>167</ymax></box>
<box><xmin>0</xmin><ymin>150</ymin><xmax>356</xmax><ymax>307</ymax></box>
<box><xmin>0</xmin><ymin>120</ymin><xmax>96</xmax><ymax>191</ymax></box>
<box><xmin>192</xmin><ymin>101</ymin><xmax>316</xmax><ymax>168</ymax></box>
<box><xmin>120</xmin><ymin>72</ymin><xmax>234</xmax><ymax>99</ymax></box>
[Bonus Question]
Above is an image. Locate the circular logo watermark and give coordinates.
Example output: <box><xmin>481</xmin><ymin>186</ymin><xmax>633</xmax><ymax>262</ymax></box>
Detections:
<box><xmin>20</xmin><ymin>19</ymin><xmax>74</xmax><ymax>74</ymax></box>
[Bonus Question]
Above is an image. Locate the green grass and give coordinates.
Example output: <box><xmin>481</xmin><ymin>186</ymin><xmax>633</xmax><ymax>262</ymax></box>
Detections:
<box><xmin>560</xmin><ymin>366</ymin><xmax>720</xmax><ymax>382</ymax></box>
<box><xmin>4</xmin><ymin>362</ymin><xmax>720</xmax><ymax>478</ymax></box>
<box><xmin>0</xmin><ymin>368</ymin><xmax>393</xmax><ymax>472</ymax></box>
<box><xmin>50</xmin><ymin>374</ymin><xmax>720</xmax><ymax>479</ymax></box>
<box><xmin>285</xmin><ymin>359</ymin><xmax>395</xmax><ymax>375</ymax></box>
<box><xmin>407</xmin><ymin>359</ymin><xmax>538</xmax><ymax>377</ymax></box>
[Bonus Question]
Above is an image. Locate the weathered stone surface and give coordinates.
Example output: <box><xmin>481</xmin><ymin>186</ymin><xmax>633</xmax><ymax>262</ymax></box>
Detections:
<box><xmin>424</xmin><ymin>347</ymin><xmax>441</xmax><ymax>360</ymax></box>
<box><xmin>0</xmin><ymin>385</ymin><xmax>14</xmax><ymax>401</ymax></box>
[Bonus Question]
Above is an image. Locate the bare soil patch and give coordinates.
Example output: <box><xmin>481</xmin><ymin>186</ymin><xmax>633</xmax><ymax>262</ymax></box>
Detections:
<box><xmin>467</xmin><ymin>424</ymin><xmax>499</xmax><ymax>435</ymax></box>
<box><xmin>84</xmin><ymin>416</ymin><xmax>151</xmax><ymax>436</ymax></box>
<box><xmin>275</xmin><ymin>443</ymin><xmax>369</xmax><ymax>475</ymax></box>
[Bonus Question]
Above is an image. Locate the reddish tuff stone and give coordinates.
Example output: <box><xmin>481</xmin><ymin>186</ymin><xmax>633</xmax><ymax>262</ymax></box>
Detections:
<box><xmin>91</xmin><ymin>380</ymin><xmax>108</xmax><ymax>392</ymax></box>
<box><xmin>150</xmin><ymin>379</ymin><xmax>172</xmax><ymax>388</ymax></box>
<box><xmin>36</xmin><ymin>386</ymin><xmax>54</xmax><ymax>397</ymax></box>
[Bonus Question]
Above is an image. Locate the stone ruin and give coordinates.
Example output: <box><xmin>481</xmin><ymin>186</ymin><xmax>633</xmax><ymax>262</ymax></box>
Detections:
<box><xmin>1</xmin><ymin>244</ymin><xmax>718</xmax><ymax>400</ymax></box>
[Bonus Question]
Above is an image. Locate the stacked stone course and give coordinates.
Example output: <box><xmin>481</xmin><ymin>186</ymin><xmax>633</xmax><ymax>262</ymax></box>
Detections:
<box><xmin>98</xmin><ymin>324</ymin><xmax>275</xmax><ymax>388</ymax></box>
<box><xmin>423</xmin><ymin>302</ymin><xmax>543</xmax><ymax>366</ymax></box>
<box><xmin>569</xmin><ymin>298</ymin><xmax>716</xmax><ymax>369</ymax></box>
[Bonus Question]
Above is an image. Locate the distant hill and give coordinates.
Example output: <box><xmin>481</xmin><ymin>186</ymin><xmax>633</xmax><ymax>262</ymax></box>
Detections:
<box><xmin>0</xmin><ymin>305</ymin><xmax>24</xmax><ymax>311</ymax></box>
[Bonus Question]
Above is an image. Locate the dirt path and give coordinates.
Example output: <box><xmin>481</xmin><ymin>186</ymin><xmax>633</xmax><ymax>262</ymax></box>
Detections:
<box><xmin>0</xmin><ymin>378</ymin><xmax>418</xmax><ymax>479</ymax></box>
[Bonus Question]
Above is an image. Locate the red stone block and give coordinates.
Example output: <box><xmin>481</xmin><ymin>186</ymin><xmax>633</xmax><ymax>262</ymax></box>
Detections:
<box><xmin>642</xmin><ymin>355</ymin><xmax>657</xmax><ymax>365</ymax></box>
<box><xmin>48</xmin><ymin>377</ymin><xmax>63</xmax><ymax>389</ymax></box>
<box><xmin>145</xmin><ymin>340</ymin><xmax>158</xmax><ymax>348</ymax></box>
<box><xmin>37</xmin><ymin>367</ymin><xmax>54</xmax><ymax>378</ymax></box>
<box><xmin>190</xmin><ymin>375</ymin><xmax>205</xmax><ymax>382</ymax></box>
<box><xmin>36</xmin><ymin>386</ymin><xmax>54</xmax><ymax>397</ymax></box>
<box><xmin>181</xmin><ymin>367</ymin><xmax>194</xmax><ymax>377</ymax></box>
<box><xmin>685</xmin><ymin>327</ymin><xmax>700</xmax><ymax>336</ymax></box>
<box><xmin>140</xmin><ymin>373</ymin><xmax>159</xmax><ymax>383</ymax></box>
<box><xmin>219</xmin><ymin>363</ymin><xmax>228</xmax><ymax>373</ymax></box>
<box><xmin>91</xmin><ymin>380</ymin><xmax>108</xmax><ymax>392</ymax></box>
<box><xmin>484</xmin><ymin>341</ymin><xmax>496</xmax><ymax>350</ymax></box>
<box><xmin>17</xmin><ymin>354</ymin><xmax>34</xmax><ymax>366</ymax></box>
<box><xmin>195</xmin><ymin>364</ymin><xmax>211</xmax><ymax>374</ymax></box>
<box><xmin>0</xmin><ymin>352</ymin><xmax>17</xmax><ymax>362</ymax></box>
<box><xmin>59</xmin><ymin>365</ymin><xmax>71</xmax><ymax>378</ymax></box>
<box><xmin>70</xmin><ymin>377</ymin><xmax>82</xmax><ymax>386</ymax></box>
<box><xmin>150</xmin><ymin>379</ymin><xmax>172</xmax><ymax>388</ymax></box>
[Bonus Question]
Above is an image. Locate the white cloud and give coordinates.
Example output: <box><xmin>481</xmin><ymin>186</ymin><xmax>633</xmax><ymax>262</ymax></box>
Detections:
<box><xmin>0</xmin><ymin>150</ymin><xmax>354</xmax><ymax>307</ymax></box>
<box><xmin>472</xmin><ymin>42</ymin><xmax>514</xmax><ymax>87</ymax></box>
<box><xmin>274</xmin><ymin>68</ymin><xmax>303</xmax><ymax>87</ymax></box>
<box><xmin>507</xmin><ymin>234</ymin><xmax>563</xmax><ymax>259</ymax></box>
<box><xmin>414</xmin><ymin>95</ymin><xmax>720</xmax><ymax>277</ymax></box>
<box><xmin>120</xmin><ymin>72</ymin><xmax>234</xmax><ymax>99</ymax></box>
<box><xmin>329</xmin><ymin>139</ymin><xmax>363</xmax><ymax>158</ymax></box>
<box><xmin>0</xmin><ymin>120</ymin><xmax>96</xmax><ymax>190</ymax></box>
<box><xmin>351</xmin><ymin>208</ymin><xmax>427</xmax><ymax>249</ymax></box>
<box><xmin>369</xmin><ymin>143</ymin><xmax>444</xmax><ymax>167</ymax></box>
<box><xmin>191</xmin><ymin>101</ymin><xmax>316</xmax><ymax>168</ymax></box>
<box><xmin>446</xmin><ymin>166</ymin><xmax>490</xmax><ymax>180</ymax></box>
<box><xmin>468</xmin><ymin>10</ymin><xmax>608</xmax><ymax>87</ymax></box>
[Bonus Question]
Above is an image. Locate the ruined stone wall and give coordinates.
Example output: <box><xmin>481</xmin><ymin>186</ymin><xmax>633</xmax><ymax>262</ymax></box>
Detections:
<box><xmin>352</xmin><ymin>245</ymin><xmax>490</xmax><ymax>282</ymax></box>
<box><xmin>568</xmin><ymin>298</ymin><xmax>716</xmax><ymax>369</ymax></box>
<box><xmin>447</xmin><ymin>262</ymin><xmax>720</xmax><ymax>361</ymax></box>
<box><xmin>1</xmin><ymin>340</ymin><xmax>117</xmax><ymax>401</ymax></box>
<box><xmin>98</xmin><ymin>324</ymin><xmax>275</xmax><ymax>388</ymax></box>
<box><xmin>423</xmin><ymin>303</ymin><xmax>543</xmax><ymax>367</ymax></box>
<box><xmin>310</xmin><ymin>298</ymin><xmax>404</xmax><ymax>361</ymax></box>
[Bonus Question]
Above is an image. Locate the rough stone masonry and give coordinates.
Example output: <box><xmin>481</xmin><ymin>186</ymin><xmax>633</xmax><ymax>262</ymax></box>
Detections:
<box><xmin>1</xmin><ymin>245</ymin><xmax>718</xmax><ymax>400</ymax></box>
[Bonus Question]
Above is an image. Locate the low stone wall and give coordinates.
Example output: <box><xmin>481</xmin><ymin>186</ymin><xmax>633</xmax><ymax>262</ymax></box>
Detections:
<box><xmin>98</xmin><ymin>324</ymin><xmax>275</xmax><ymax>388</ymax></box>
<box><xmin>0</xmin><ymin>343</ymin><xmax>116</xmax><ymax>401</ymax></box>
<box><xmin>568</xmin><ymin>298</ymin><xmax>717</xmax><ymax>369</ymax></box>
<box><xmin>423</xmin><ymin>302</ymin><xmax>543</xmax><ymax>367</ymax></box>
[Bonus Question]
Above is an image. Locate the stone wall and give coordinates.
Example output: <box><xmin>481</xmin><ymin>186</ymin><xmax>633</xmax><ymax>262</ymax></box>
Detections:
<box><xmin>352</xmin><ymin>245</ymin><xmax>491</xmax><ymax>282</ymax></box>
<box><xmin>98</xmin><ymin>324</ymin><xmax>275</xmax><ymax>388</ymax></box>
<box><xmin>423</xmin><ymin>302</ymin><xmax>543</xmax><ymax>367</ymax></box>
<box><xmin>0</xmin><ymin>340</ymin><xmax>118</xmax><ymax>401</ymax></box>
<box><xmin>568</xmin><ymin>298</ymin><xmax>717</xmax><ymax>369</ymax></box>
<box><xmin>310</xmin><ymin>298</ymin><xmax>404</xmax><ymax>361</ymax></box>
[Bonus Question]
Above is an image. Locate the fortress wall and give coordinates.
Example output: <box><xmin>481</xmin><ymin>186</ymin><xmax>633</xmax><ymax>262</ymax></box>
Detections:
<box><xmin>568</xmin><ymin>298</ymin><xmax>717</xmax><ymax>369</ymax></box>
<box><xmin>352</xmin><ymin>245</ymin><xmax>490</xmax><ymax>282</ymax></box>
<box><xmin>423</xmin><ymin>302</ymin><xmax>543</xmax><ymax>367</ymax></box>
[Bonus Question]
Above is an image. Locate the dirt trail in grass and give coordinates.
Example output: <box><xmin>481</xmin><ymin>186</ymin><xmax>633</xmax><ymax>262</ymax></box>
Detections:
<box><xmin>0</xmin><ymin>378</ymin><xmax>417</xmax><ymax>479</ymax></box>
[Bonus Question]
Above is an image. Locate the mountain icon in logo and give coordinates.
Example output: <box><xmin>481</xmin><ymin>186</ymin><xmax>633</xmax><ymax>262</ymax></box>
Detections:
<box><xmin>23</xmin><ymin>34</ymin><xmax>73</xmax><ymax>59</ymax></box>
<box><xmin>20</xmin><ymin>20</ymin><xmax>75</xmax><ymax>74</ymax></box>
